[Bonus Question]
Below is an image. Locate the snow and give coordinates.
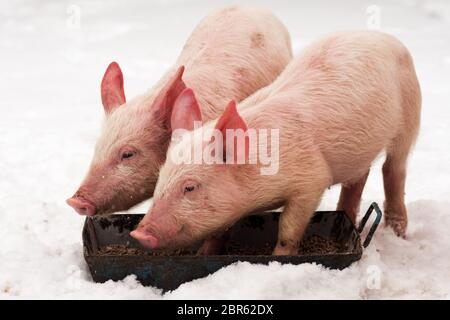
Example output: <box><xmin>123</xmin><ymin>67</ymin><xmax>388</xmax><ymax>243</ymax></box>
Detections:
<box><xmin>1</xmin><ymin>0</ymin><xmax>450</xmax><ymax>299</ymax></box>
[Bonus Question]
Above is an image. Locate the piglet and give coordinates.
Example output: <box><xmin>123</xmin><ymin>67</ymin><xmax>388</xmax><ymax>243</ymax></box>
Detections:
<box><xmin>131</xmin><ymin>31</ymin><xmax>421</xmax><ymax>255</ymax></box>
<box><xmin>66</xmin><ymin>6</ymin><xmax>292</xmax><ymax>216</ymax></box>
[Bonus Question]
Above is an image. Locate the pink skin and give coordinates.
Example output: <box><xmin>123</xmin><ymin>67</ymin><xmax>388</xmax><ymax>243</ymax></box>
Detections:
<box><xmin>131</xmin><ymin>199</ymin><xmax>189</xmax><ymax>249</ymax></box>
<box><xmin>132</xmin><ymin>31</ymin><xmax>421</xmax><ymax>254</ymax></box>
<box><xmin>130</xmin><ymin>231</ymin><xmax>159</xmax><ymax>249</ymax></box>
<box><xmin>66</xmin><ymin>196</ymin><xmax>96</xmax><ymax>216</ymax></box>
<box><xmin>66</xmin><ymin>6</ymin><xmax>292</xmax><ymax>216</ymax></box>
<box><xmin>66</xmin><ymin>65</ymin><xmax>186</xmax><ymax>215</ymax></box>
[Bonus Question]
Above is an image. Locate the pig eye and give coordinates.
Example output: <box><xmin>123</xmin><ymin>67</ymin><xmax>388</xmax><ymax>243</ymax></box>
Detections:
<box><xmin>182</xmin><ymin>180</ymin><xmax>200</xmax><ymax>195</ymax></box>
<box><xmin>184</xmin><ymin>185</ymin><xmax>196</xmax><ymax>193</ymax></box>
<box><xmin>121</xmin><ymin>151</ymin><xmax>136</xmax><ymax>161</ymax></box>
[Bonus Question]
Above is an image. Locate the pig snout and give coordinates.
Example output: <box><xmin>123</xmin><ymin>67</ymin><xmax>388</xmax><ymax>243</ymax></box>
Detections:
<box><xmin>130</xmin><ymin>228</ymin><xmax>159</xmax><ymax>249</ymax></box>
<box><xmin>131</xmin><ymin>202</ymin><xmax>183</xmax><ymax>249</ymax></box>
<box><xmin>66</xmin><ymin>194</ymin><xmax>96</xmax><ymax>216</ymax></box>
<box><xmin>131</xmin><ymin>218</ymin><xmax>166</xmax><ymax>249</ymax></box>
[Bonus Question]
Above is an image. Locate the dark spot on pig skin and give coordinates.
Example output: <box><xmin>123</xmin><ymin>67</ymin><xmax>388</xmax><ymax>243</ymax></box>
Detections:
<box><xmin>251</xmin><ymin>32</ymin><xmax>265</xmax><ymax>48</ymax></box>
<box><xmin>280</xmin><ymin>241</ymin><xmax>287</xmax><ymax>247</ymax></box>
<box><xmin>234</xmin><ymin>67</ymin><xmax>248</xmax><ymax>79</ymax></box>
<box><xmin>306</xmin><ymin>39</ymin><xmax>338</xmax><ymax>72</ymax></box>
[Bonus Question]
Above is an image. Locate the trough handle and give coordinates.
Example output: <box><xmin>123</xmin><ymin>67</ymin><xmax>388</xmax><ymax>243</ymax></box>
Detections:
<box><xmin>357</xmin><ymin>202</ymin><xmax>383</xmax><ymax>248</ymax></box>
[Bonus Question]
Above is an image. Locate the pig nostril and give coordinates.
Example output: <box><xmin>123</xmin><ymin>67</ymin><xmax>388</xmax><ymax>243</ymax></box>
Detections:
<box><xmin>67</xmin><ymin>196</ymin><xmax>96</xmax><ymax>216</ymax></box>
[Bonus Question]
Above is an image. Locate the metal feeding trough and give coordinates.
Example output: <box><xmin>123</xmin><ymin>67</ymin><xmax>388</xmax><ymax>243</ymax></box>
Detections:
<box><xmin>82</xmin><ymin>203</ymin><xmax>382</xmax><ymax>291</ymax></box>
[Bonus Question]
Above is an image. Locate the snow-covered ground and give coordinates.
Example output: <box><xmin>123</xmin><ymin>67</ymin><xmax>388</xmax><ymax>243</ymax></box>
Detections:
<box><xmin>1</xmin><ymin>0</ymin><xmax>450</xmax><ymax>299</ymax></box>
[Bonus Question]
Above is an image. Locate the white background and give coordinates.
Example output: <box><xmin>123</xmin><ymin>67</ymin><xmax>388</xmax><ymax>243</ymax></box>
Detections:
<box><xmin>1</xmin><ymin>0</ymin><xmax>450</xmax><ymax>298</ymax></box>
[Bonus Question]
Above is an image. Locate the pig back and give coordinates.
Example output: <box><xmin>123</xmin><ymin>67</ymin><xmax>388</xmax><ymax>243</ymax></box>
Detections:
<box><xmin>299</xmin><ymin>32</ymin><xmax>417</xmax><ymax>183</ymax></box>
<box><xmin>175</xmin><ymin>6</ymin><xmax>293</xmax><ymax>121</ymax></box>
<box><xmin>242</xmin><ymin>31</ymin><xmax>418</xmax><ymax>185</ymax></box>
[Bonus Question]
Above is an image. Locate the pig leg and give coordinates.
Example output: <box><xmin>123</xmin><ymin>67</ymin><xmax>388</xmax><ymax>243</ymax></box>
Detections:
<box><xmin>382</xmin><ymin>64</ymin><xmax>421</xmax><ymax>238</ymax></box>
<box><xmin>382</xmin><ymin>148</ymin><xmax>409</xmax><ymax>237</ymax></box>
<box><xmin>336</xmin><ymin>171</ymin><xmax>370</xmax><ymax>224</ymax></box>
<box><xmin>273</xmin><ymin>193</ymin><xmax>323</xmax><ymax>256</ymax></box>
<box><xmin>382</xmin><ymin>119</ymin><xmax>418</xmax><ymax>237</ymax></box>
<box><xmin>196</xmin><ymin>231</ymin><xmax>230</xmax><ymax>255</ymax></box>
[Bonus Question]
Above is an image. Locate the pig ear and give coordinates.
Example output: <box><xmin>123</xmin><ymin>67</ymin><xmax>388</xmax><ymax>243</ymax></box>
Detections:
<box><xmin>101</xmin><ymin>62</ymin><xmax>126</xmax><ymax>114</ymax></box>
<box><xmin>152</xmin><ymin>66</ymin><xmax>187</xmax><ymax>129</ymax></box>
<box><xmin>171</xmin><ymin>88</ymin><xmax>203</xmax><ymax>132</ymax></box>
<box><xmin>214</xmin><ymin>100</ymin><xmax>249</xmax><ymax>163</ymax></box>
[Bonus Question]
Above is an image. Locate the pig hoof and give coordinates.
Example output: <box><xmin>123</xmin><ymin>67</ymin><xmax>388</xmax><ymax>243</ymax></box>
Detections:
<box><xmin>385</xmin><ymin>217</ymin><xmax>407</xmax><ymax>238</ymax></box>
<box><xmin>196</xmin><ymin>247</ymin><xmax>220</xmax><ymax>255</ymax></box>
<box><xmin>196</xmin><ymin>242</ymin><xmax>222</xmax><ymax>255</ymax></box>
<box><xmin>273</xmin><ymin>245</ymin><xmax>298</xmax><ymax>256</ymax></box>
